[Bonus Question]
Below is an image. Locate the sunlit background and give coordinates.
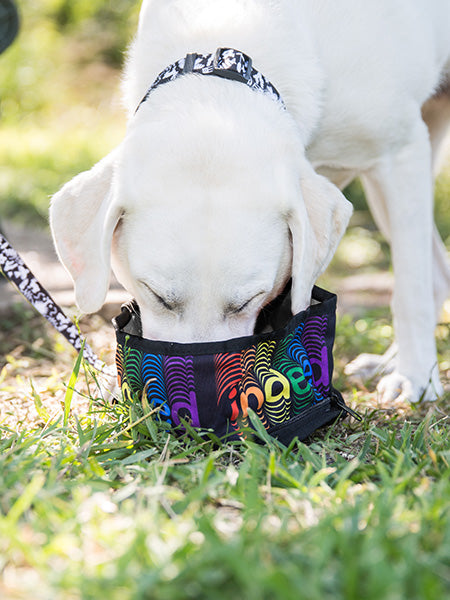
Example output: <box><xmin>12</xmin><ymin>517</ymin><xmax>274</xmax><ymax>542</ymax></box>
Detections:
<box><xmin>0</xmin><ymin>1</ymin><xmax>138</xmax><ymax>225</ymax></box>
<box><xmin>1</xmin><ymin>1</ymin><xmax>449</xmax><ymax>235</ymax></box>
<box><xmin>1</xmin><ymin>0</ymin><xmax>449</xmax><ymax>342</ymax></box>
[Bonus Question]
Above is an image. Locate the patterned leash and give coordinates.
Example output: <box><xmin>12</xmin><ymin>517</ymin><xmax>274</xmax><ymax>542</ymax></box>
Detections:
<box><xmin>0</xmin><ymin>232</ymin><xmax>108</xmax><ymax>373</ymax></box>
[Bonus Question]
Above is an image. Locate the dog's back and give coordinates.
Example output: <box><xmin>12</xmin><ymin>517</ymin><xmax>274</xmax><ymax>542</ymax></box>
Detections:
<box><xmin>126</xmin><ymin>0</ymin><xmax>450</xmax><ymax>161</ymax></box>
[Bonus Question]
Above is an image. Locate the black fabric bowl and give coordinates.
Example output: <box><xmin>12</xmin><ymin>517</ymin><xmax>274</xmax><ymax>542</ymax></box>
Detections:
<box><xmin>113</xmin><ymin>285</ymin><xmax>351</xmax><ymax>443</ymax></box>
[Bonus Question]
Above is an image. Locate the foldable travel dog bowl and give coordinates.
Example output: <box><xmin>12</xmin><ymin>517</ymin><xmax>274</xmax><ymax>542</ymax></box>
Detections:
<box><xmin>113</xmin><ymin>284</ymin><xmax>351</xmax><ymax>444</ymax></box>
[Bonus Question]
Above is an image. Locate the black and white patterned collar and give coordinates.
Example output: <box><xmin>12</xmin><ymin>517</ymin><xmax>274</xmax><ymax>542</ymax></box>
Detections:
<box><xmin>135</xmin><ymin>47</ymin><xmax>285</xmax><ymax>112</ymax></box>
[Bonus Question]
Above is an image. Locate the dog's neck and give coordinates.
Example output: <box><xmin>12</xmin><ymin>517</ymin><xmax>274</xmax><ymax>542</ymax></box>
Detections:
<box><xmin>122</xmin><ymin>2</ymin><xmax>325</xmax><ymax>147</ymax></box>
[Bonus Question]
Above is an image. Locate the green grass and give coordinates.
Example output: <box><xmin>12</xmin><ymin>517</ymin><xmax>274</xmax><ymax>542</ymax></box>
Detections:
<box><xmin>1</xmin><ymin>375</ymin><xmax>449</xmax><ymax>599</ymax></box>
<box><xmin>0</xmin><ymin>245</ymin><xmax>448</xmax><ymax>600</ymax></box>
<box><xmin>0</xmin><ymin>306</ymin><xmax>448</xmax><ymax>600</ymax></box>
<box><xmin>0</xmin><ymin>304</ymin><xmax>449</xmax><ymax>599</ymax></box>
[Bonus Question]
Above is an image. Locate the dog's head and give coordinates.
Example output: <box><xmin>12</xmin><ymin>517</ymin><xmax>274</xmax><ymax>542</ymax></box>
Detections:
<box><xmin>50</xmin><ymin>80</ymin><xmax>352</xmax><ymax>342</ymax></box>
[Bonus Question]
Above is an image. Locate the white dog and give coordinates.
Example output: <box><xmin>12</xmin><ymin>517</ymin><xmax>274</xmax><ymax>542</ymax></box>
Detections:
<box><xmin>50</xmin><ymin>0</ymin><xmax>450</xmax><ymax>404</ymax></box>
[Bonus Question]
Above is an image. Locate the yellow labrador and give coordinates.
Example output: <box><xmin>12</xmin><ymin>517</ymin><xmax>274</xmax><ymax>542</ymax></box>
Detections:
<box><xmin>51</xmin><ymin>0</ymin><xmax>450</xmax><ymax>403</ymax></box>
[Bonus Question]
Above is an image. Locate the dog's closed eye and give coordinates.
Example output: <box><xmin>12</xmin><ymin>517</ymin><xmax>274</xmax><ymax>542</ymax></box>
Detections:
<box><xmin>139</xmin><ymin>281</ymin><xmax>182</xmax><ymax>312</ymax></box>
<box><xmin>224</xmin><ymin>291</ymin><xmax>265</xmax><ymax>316</ymax></box>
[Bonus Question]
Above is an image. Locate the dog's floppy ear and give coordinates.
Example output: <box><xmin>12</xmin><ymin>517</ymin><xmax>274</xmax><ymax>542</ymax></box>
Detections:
<box><xmin>50</xmin><ymin>147</ymin><xmax>122</xmax><ymax>314</ymax></box>
<box><xmin>288</xmin><ymin>157</ymin><xmax>353</xmax><ymax>312</ymax></box>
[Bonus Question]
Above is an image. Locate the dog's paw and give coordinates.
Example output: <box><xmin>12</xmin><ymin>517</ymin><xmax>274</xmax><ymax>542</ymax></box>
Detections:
<box><xmin>344</xmin><ymin>344</ymin><xmax>397</xmax><ymax>382</ymax></box>
<box><xmin>345</xmin><ymin>345</ymin><xmax>444</xmax><ymax>404</ymax></box>
<box><xmin>376</xmin><ymin>370</ymin><xmax>444</xmax><ymax>405</ymax></box>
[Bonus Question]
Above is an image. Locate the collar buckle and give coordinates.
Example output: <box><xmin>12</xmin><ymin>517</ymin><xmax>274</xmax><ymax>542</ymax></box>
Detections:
<box><xmin>212</xmin><ymin>47</ymin><xmax>253</xmax><ymax>84</ymax></box>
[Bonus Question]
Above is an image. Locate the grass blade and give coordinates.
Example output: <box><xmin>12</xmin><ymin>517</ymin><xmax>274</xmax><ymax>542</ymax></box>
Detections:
<box><xmin>63</xmin><ymin>342</ymin><xmax>85</xmax><ymax>427</ymax></box>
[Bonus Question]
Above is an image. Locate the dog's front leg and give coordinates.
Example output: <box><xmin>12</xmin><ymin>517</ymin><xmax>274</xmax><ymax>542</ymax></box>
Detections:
<box><xmin>356</xmin><ymin>119</ymin><xmax>443</xmax><ymax>403</ymax></box>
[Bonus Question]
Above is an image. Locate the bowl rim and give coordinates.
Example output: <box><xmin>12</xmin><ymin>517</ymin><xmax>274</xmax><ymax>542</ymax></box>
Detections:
<box><xmin>114</xmin><ymin>285</ymin><xmax>336</xmax><ymax>357</ymax></box>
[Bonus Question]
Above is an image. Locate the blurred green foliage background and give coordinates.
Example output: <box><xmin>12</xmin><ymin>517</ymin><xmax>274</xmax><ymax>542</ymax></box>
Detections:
<box><xmin>0</xmin><ymin>0</ymin><xmax>139</xmax><ymax>225</ymax></box>
<box><xmin>0</xmin><ymin>0</ymin><xmax>449</xmax><ymax>248</ymax></box>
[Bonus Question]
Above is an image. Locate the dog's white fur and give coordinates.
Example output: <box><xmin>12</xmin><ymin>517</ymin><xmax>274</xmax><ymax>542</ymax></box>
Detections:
<box><xmin>50</xmin><ymin>0</ymin><xmax>450</xmax><ymax>404</ymax></box>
